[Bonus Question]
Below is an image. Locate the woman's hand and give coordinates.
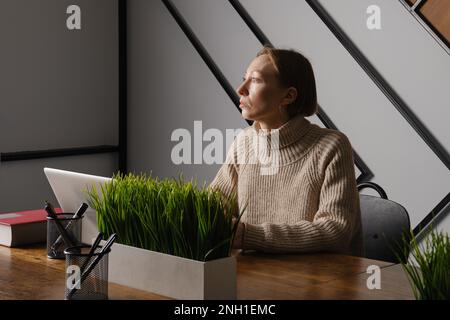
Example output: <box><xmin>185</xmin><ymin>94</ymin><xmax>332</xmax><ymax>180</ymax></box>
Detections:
<box><xmin>232</xmin><ymin>218</ymin><xmax>245</xmax><ymax>249</ymax></box>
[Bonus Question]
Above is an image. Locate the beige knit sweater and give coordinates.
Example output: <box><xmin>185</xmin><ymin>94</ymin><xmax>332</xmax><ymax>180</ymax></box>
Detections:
<box><xmin>209</xmin><ymin>114</ymin><xmax>363</xmax><ymax>256</ymax></box>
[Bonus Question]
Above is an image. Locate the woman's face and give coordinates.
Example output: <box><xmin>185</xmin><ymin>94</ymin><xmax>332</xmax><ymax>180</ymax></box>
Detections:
<box><xmin>237</xmin><ymin>54</ymin><xmax>290</xmax><ymax>129</ymax></box>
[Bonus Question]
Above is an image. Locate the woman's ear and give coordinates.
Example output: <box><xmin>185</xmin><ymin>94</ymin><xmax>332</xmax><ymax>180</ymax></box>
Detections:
<box><xmin>282</xmin><ymin>87</ymin><xmax>298</xmax><ymax>106</ymax></box>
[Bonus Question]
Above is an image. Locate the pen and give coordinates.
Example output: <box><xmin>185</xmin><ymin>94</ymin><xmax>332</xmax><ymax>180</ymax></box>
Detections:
<box><xmin>45</xmin><ymin>201</ymin><xmax>76</xmax><ymax>248</ymax></box>
<box><xmin>79</xmin><ymin>232</ymin><xmax>103</xmax><ymax>274</ymax></box>
<box><xmin>50</xmin><ymin>203</ymin><xmax>88</xmax><ymax>253</ymax></box>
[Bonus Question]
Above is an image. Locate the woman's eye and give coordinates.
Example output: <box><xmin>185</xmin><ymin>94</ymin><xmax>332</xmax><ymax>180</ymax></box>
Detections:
<box><xmin>242</xmin><ymin>77</ymin><xmax>259</xmax><ymax>83</ymax></box>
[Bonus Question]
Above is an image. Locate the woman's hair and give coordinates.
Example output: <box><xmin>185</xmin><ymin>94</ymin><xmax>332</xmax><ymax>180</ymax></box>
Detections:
<box><xmin>257</xmin><ymin>45</ymin><xmax>318</xmax><ymax>117</ymax></box>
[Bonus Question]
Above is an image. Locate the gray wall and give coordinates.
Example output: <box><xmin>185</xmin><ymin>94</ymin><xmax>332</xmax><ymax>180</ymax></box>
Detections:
<box><xmin>127</xmin><ymin>0</ymin><xmax>450</xmax><ymax>235</ymax></box>
<box><xmin>0</xmin><ymin>0</ymin><xmax>119</xmax><ymax>212</ymax></box>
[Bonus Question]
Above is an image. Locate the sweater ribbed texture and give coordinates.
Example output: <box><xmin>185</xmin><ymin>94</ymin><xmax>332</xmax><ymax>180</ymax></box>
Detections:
<box><xmin>209</xmin><ymin>114</ymin><xmax>363</xmax><ymax>255</ymax></box>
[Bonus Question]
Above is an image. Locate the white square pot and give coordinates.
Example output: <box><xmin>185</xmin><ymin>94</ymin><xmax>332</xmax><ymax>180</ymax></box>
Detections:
<box><xmin>104</xmin><ymin>241</ymin><xmax>237</xmax><ymax>300</ymax></box>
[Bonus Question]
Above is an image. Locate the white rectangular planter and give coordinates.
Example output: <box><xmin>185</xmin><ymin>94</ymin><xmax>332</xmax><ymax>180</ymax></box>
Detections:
<box><xmin>104</xmin><ymin>241</ymin><xmax>237</xmax><ymax>300</ymax></box>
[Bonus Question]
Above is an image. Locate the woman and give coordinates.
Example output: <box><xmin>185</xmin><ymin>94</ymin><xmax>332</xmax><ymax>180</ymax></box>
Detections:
<box><xmin>209</xmin><ymin>46</ymin><xmax>363</xmax><ymax>256</ymax></box>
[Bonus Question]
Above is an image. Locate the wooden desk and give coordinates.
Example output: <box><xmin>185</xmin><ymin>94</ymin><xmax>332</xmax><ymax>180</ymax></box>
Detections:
<box><xmin>0</xmin><ymin>245</ymin><xmax>414</xmax><ymax>300</ymax></box>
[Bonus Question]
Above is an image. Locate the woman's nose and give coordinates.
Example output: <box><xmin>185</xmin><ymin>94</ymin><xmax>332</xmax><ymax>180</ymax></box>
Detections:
<box><xmin>237</xmin><ymin>81</ymin><xmax>248</xmax><ymax>96</ymax></box>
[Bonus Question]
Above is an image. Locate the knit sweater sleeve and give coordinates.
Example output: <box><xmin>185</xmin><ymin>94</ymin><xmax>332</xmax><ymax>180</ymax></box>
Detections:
<box><xmin>243</xmin><ymin>133</ymin><xmax>360</xmax><ymax>253</ymax></box>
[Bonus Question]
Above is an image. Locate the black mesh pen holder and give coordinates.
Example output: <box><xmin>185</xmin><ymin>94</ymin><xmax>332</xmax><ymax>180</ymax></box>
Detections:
<box><xmin>47</xmin><ymin>214</ymin><xmax>83</xmax><ymax>259</ymax></box>
<box><xmin>64</xmin><ymin>245</ymin><xmax>110</xmax><ymax>300</ymax></box>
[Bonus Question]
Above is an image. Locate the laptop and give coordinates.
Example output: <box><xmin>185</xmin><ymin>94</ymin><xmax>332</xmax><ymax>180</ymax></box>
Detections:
<box><xmin>44</xmin><ymin>167</ymin><xmax>112</xmax><ymax>244</ymax></box>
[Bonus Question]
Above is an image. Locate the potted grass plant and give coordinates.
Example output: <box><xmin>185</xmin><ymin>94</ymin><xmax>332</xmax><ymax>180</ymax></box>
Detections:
<box><xmin>86</xmin><ymin>172</ymin><xmax>244</xmax><ymax>300</ymax></box>
<box><xmin>397</xmin><ymin>229</ymin><xmax>450</xmax><ymax>300</ymax></box>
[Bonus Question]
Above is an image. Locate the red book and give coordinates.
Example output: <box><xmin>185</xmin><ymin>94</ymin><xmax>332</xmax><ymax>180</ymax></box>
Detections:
<box><xmin>0</xmin><ymin>208</ymin><xmax>62</xmax><ymax>247</ymax></box>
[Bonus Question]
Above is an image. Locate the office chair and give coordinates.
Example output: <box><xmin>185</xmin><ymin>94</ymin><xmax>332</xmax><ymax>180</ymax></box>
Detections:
<box><xmin>358</xmin><ymin>182</ymin><xmax>411</xmax><ymax>263</ymax></box>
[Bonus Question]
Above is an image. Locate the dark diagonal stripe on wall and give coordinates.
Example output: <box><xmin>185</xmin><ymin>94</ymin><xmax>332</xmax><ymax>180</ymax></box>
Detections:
<box><xmin>415</xmin><ymin>192</ymin><xmax>450</xmax><ymax>236</ymax></box>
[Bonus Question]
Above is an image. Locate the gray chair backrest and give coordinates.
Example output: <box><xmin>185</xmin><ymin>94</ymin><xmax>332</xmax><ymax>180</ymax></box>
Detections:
<box><xmin>358</xmin><ymin>183</ymin><xmax>411</xmax><ymax>263</ymax></box>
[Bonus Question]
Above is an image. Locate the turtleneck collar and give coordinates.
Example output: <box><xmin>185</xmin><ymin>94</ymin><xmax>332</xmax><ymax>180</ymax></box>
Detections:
<box><xmin>250</xmin><ymin>114</ymin><xmax>312</xmax><ymax>149</ymax></box>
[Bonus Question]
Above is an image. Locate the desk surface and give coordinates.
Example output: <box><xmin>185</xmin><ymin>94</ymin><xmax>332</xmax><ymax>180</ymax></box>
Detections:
<box><xmin>0</xmin><ymin>245</ymin><xmax>414</xmax><ymax>300</ymax></box>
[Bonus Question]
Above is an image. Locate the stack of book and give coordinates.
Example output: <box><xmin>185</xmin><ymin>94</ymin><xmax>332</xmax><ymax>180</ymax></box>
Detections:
<box><xmin>0</xmin><ymin>208</ymin><xmax>62</xmax><ymax>247</ymax></box>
